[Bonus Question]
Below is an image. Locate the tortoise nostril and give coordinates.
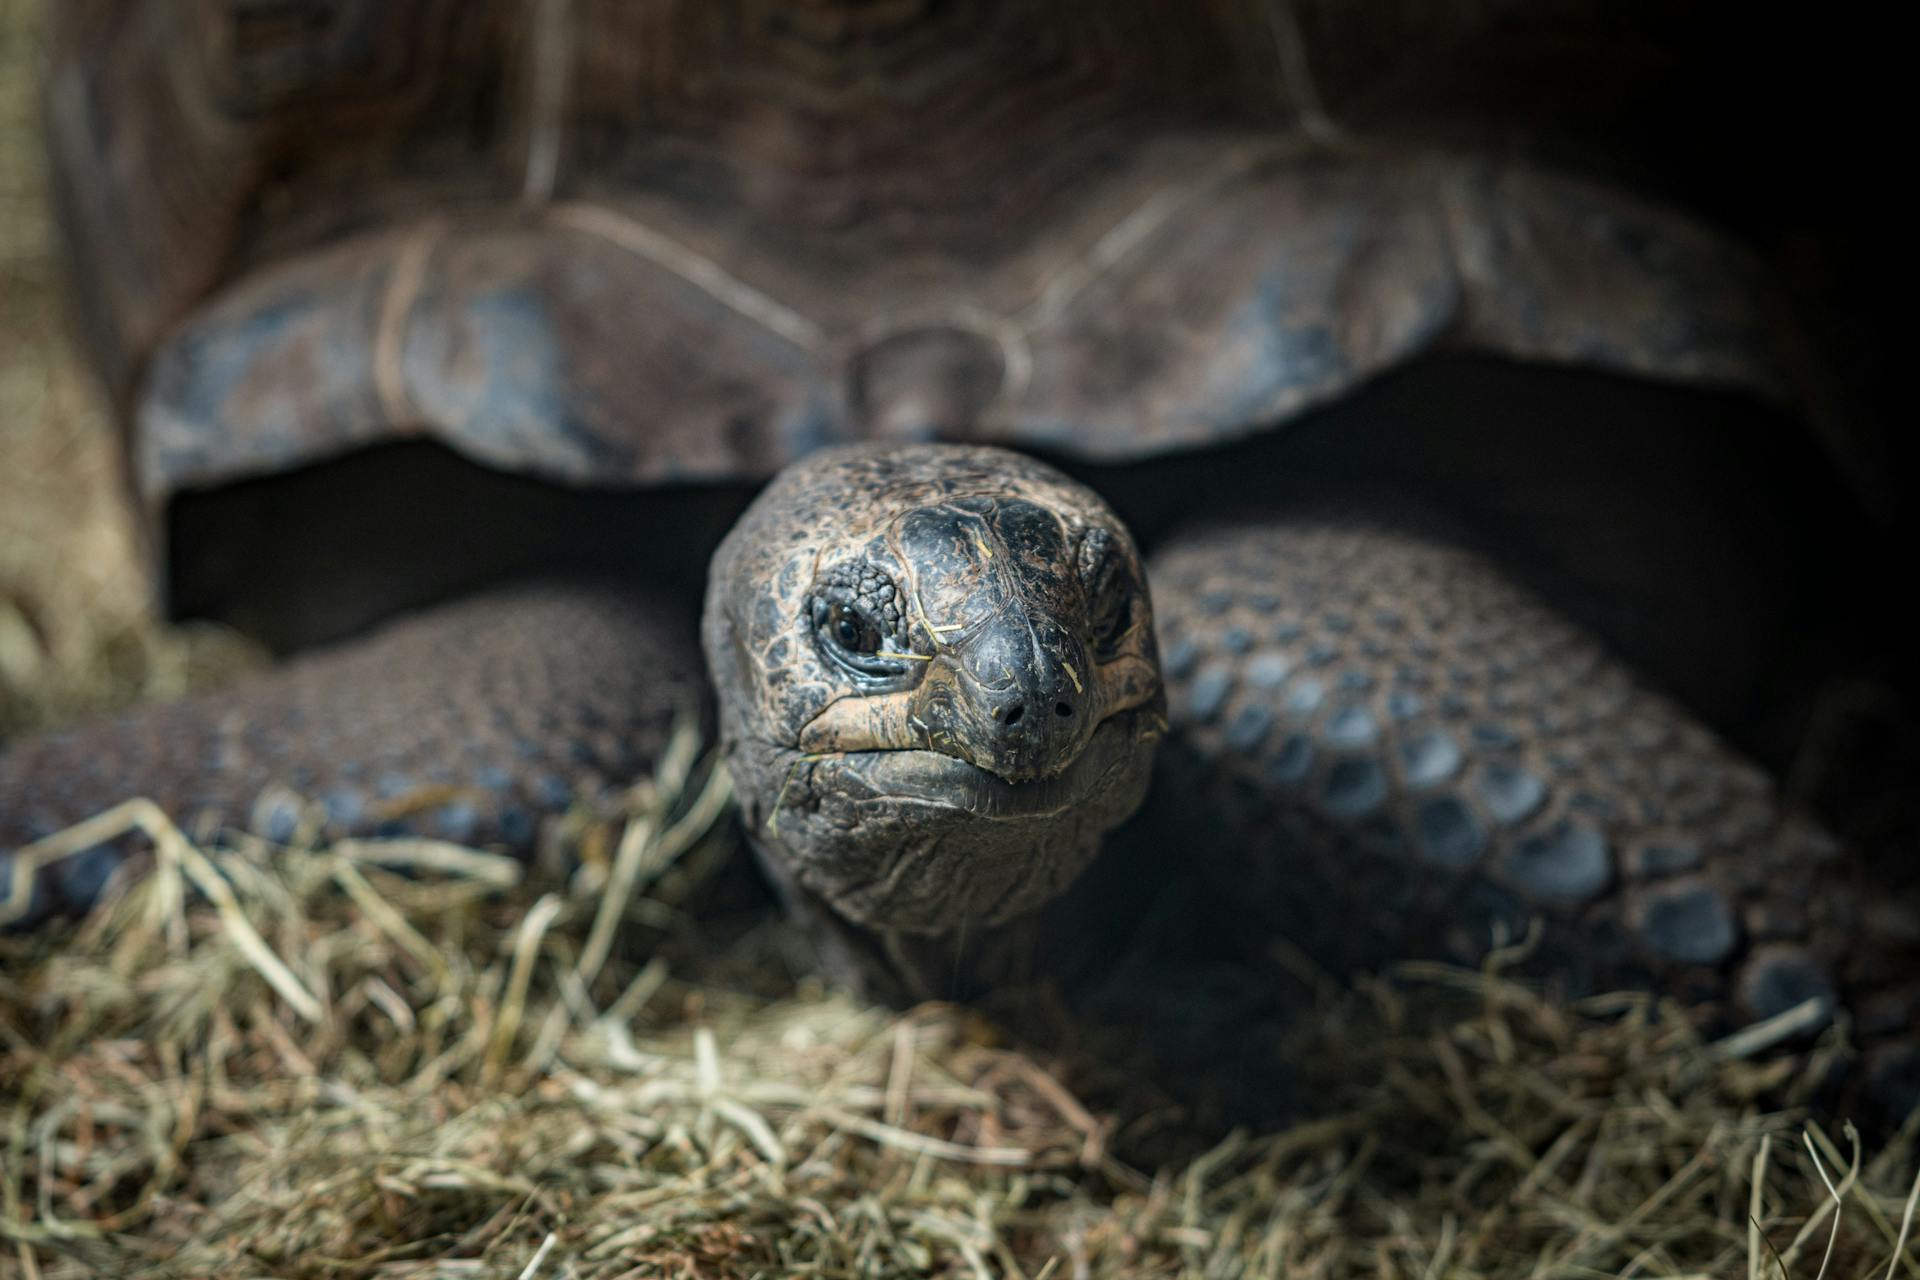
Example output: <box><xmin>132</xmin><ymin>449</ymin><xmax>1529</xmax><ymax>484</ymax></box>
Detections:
<box><xmin>1003</xmin><ymin>704</ymin><xmax>1025</xmax><ymax>726</ymax></box>
<box><xmin>1055</xmin><ymin>701</ymin><xmax>1074</xmax><ymax>718</ymax></box>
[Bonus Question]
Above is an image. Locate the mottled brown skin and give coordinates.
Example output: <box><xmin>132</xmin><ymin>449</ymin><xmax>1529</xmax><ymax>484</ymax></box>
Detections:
<box><xmin>702</xmin><ymin>446</ymin><xmax>1163</xmax><ymax>936</ymax></box>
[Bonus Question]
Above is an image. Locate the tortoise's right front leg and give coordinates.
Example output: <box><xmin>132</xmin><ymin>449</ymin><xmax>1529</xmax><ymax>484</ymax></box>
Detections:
<box><xmin>2</xmin><ymin>580</ymin><xmax>703</xmax><ymax>930</ymax></box>
<box><xmin>1144</xmin><ymin>521</ymin><xmax>1920</xmax><ymax>1119</ymax></box>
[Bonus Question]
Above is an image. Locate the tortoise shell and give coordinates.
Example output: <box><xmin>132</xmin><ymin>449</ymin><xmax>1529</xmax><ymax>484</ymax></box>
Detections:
<box><xmin>50</xmin><ymin>1</ymin><xmax>1789</xmax><ymax>508</ymax></box>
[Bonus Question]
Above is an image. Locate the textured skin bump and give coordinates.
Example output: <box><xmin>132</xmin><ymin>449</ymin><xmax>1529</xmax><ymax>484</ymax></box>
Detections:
<box><xmin>1148</xmin><ymin>524</ymin><xmax>1919</xmax><ymax>1064</ymax></box>
<box><xmin>1</xmin><ymin>582</ymin><xmax>700</xmax><ymax>928</ymax></box>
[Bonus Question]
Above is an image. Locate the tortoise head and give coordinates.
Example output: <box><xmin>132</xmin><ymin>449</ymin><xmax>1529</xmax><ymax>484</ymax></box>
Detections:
<box><xmin>702</xmin><ymin>445</ymin><xmax>1165</xmax><ymax>935</ymax></box>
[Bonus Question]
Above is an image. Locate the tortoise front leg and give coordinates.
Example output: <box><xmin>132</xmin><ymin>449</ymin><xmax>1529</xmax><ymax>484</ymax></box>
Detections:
<box><xmin>1144</xmin><ymin>521</ymin><xmax>1920</xmax><ymax>1118</ymax></box>
<box><xmin>1</xmin><ymin>581</ymin><xmax>703</xmax><ymax>930</ymax></box>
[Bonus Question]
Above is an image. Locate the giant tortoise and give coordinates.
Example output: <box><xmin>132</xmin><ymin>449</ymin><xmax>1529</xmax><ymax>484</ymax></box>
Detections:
<box><xmin>3</xmin><ymin>1</ymin><xmax>1914</xmax><ymax>1118</ymax></box>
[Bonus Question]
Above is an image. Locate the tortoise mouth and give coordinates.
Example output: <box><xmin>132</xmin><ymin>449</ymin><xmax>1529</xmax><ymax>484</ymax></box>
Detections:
<box><xmin>746</xmin><ymin>704</ymin><xmax>1162</xmax><ymax>933</ymax></box>
<box><xmin>820</xmin><ymin>707</ymin><xmax>1161</xmax><ymax>820</ymax></box>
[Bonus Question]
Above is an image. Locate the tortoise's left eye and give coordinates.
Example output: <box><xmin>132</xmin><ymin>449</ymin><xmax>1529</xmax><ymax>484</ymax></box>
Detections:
<box><xmin>1078</xmin><ymin>529</ymin><xmax>1136</xmax><ymax>657</ymax></box>
<box><xmin>807</xmin><ymin>567</ymin><xmax>919</xmax><ymax>680</ymax></box>
<box><xmin>1090</xmin><ymin>576</ymin><xmax>1134</xmax><ymax>657</ymax></box>
<box><xmin>828</xmin><ymin>604</ymin><xmax>882</xmax><ymax>655</ymax></box>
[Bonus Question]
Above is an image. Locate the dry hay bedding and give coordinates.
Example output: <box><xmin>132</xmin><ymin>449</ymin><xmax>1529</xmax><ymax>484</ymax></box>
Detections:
<box><xmin>2</xmin><ymin>5</ymin><xmax>1919</xmax><ymax>1275</ymax></box>
<box><xmin>1</xmin><ymin>724</ymin><xmax>1917</xmax><ymax>1279</ymax></box>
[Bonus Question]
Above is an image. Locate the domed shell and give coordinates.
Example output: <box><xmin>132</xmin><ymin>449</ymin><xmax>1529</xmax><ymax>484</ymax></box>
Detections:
<box><xmin>51</xmin><ymin>1</ymin><xmax>1791</xmax><ymax>510</ymax></box>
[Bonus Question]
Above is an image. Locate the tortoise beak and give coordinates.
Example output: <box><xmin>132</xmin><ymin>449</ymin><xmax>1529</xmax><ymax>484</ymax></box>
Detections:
<box><xmin>794</xmin><ymin>646</ymin><xmax>1160</xmax><ymax>783</ymax></box>
<box><xmin>901</xmin><ymin>614</ymin><xmax>1094</xmax><ymax>783</ymax></box>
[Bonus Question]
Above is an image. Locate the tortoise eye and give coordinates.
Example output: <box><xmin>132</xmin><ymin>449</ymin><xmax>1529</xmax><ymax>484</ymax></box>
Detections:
<box><xmin>829</xmin><ymin>605</ymin><xmax>880</xmax><ymax>654</ymax></box>
<box><xmin>1078</xmin><ymin>529</ymin><xmax>1135</xmax><ymax>656</ymax></box>
<box><xmin>1090</xmin><ymin>578</ymin><xmax>1133</xmax><ymax>656</ymax></box>
<box><xmin>808</xmin><ymin>566</ymin><xmax>920</xmax><ymax>681</ymax></box>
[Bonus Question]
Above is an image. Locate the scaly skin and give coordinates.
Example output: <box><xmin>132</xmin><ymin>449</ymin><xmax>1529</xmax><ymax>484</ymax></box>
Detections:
<box><xmin>1</xmin><ymin>581</ymin><xmax>701</xmax><ymax>927</ymax></box>
<box><xmin>1147</xmin><ymin>522</ymin><xmax>1920</xmax><ymax>1112</ymax></box>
